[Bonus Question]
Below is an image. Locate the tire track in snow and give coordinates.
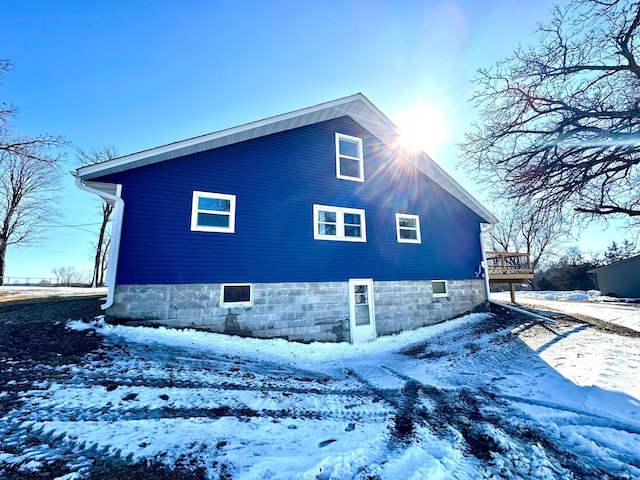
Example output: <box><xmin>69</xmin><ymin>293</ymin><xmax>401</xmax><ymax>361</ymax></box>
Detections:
<box><xmin>498</xmin><ymin>393</ymin><xmax>640</xmax><ymax>435</ymax></box>
<box><xmin>379</xmin><ymin>366</ymin><xmax>634</xmax><ymax>479</ymax></box>
<box><xmin>9</xmin><ymin>405</ymin><xmax>393</xmax><ymax>424</ymax></box>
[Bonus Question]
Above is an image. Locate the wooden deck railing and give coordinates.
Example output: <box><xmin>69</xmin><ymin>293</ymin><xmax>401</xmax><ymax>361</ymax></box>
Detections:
<box><xmin>485</xmin><ymin>251</ymin><xmax>534</xmax><ymax>282</ymax></box>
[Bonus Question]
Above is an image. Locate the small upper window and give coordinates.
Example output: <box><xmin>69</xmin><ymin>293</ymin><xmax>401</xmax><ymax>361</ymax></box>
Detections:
<box><xmin>221</xmin><ymin>284</ymin><xmax>252</xmax><ymax>307</ymax></box>
<box><xmin>335</xmin><ymin>133</ymin><xmax>364</xmax><ymax>182</ymax></box>
<box><xmin>432</xmin><ymin>280</ymin><xmax>448</xmax><ymax>298</ymax></box>
<box><xmin>314</xmin><ymin>204</ymin><xmax>366</xmax><ymax>242</ymax></box>
<box><xmin>191</xmin><ymin>191</ymin><xmax>236</xmax><ymax>233</ymax></box>
<box><xmin>396</xmin><ymin>213</ymin><xmax>421</xmax><ymax>243</ymax></box>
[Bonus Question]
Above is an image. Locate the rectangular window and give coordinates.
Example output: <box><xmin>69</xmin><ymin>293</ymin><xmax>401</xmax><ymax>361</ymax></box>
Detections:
<box><xmin>221</xmin><ymin>284</ymin><xmax>253</xmax><ymax>307</ymax></box>
<box><xmin>313</xmin><ymin>204</ymin><xmax>366</xmax><ymax>242</ymax></box>
<box><xmin>191</xmin><ymin>191</ymin><xmax>236</xmax><ymax>233</ymax></box>
<box><xmin>396</xmin><ymin>213</ymin><xmax>421</xmax><ymax>243</ymax></box>
<box><xmin>335</xmin><ymin>133</ymin><xmax>364</xmax><ymax>182</ymax></box>
<box><xmin>432</xmin><ymin>280</ymin><xmax>448</xmax><ymax>298</ymax></box>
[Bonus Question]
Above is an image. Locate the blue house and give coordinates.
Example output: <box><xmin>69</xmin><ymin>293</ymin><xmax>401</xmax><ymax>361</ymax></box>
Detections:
<box><xmin>74</xmin><ymin>94</ymin><xmax>497</xmax><ymax>343</ymax></box>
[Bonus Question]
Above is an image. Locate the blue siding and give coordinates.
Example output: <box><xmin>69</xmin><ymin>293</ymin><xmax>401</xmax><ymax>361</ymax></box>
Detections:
<box><xmin>95</xmin><ymin>117</ymin><xmax>485</xmax><ymax>285</ymax></box>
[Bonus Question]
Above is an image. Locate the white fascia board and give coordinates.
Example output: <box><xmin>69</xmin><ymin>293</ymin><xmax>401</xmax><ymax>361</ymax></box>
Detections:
<box><xmin>73</xmin><ymin>92</ymin><xmax>497</xmax><ymax>224</ymax></box>
<box><xmin>74</xmin><ymin>93</ymin><xmax>372</xmax><ymax>180</ymax></box>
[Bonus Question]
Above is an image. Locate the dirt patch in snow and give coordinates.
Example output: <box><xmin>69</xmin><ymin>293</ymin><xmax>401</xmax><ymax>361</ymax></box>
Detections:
<box><xmin>0</xmin><ymin>297</ymin><xmax>104</xmax><ymax>413</ymax></box>
<box><xmin>1</xmin><ymin>298</ymin><xmax>638</xmax><ymax>479</ymax></box>
<box><xmin>0</xmin><ymin>296</ymin><xmax>105</xmax><ymax>364</ymax></box>
<box><xmin>0</xmin><ymin>297</ymin><xmax>214</xmax><ymax>479</ymax></box>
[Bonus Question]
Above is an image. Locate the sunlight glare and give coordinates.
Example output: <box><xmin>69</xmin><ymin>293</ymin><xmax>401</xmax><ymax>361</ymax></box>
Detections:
<box><xmin>396</xmin><ymin>104</ymin><xmax>449</xmax><ymax>156</ymax></box>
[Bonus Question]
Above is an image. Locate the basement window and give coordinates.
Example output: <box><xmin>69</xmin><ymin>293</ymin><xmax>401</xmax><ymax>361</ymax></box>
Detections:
<box><xmin>221</xmin><ymin>284</ymin><xmax>253</xmax><ymax>307</ymax></box>
<box><xmin>432</xmin><ymin>280</ymin><xmax>448</xmax><ymax>298</ymax></box>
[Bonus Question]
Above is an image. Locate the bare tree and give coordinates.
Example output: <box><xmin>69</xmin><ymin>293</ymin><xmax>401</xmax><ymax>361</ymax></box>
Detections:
<box><xmin>487</xmin><ymin>203</ymin><xmax>569</xmax><ymax>272</ymax></box>
<box><xmin>52</xmin><ymin>266</ymin><xmax>88</xmax><ymax>286</ymax></box>
<box><xmin>487</xmin><ymin>210</ymin><xmax>524</xmax><ymax>254</ymax></box>
<box><xmin>0</xmin><ymin>149</ymin><xmax>62</xmax><ymax>284</ymax></box>
<box><xmin>77</xmin><ymin>146</ymin><xmax>118</xmax><ymax>287</ymax></box>
<box><xmin>460</xmin><ymin>0</ymin><xmax>640</xmax><ymax>228</ymax></box>
<box><xmin>0</xmin><ymin>60</ymin><xmax>65</xmax><ymax>285</ymax></box>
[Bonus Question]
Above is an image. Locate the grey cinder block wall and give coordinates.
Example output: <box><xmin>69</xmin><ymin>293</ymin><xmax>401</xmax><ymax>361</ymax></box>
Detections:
<box><xmin>107</xmin><ymin>279</ymin><xmax>488</xmax><ymax>343</ymax></box>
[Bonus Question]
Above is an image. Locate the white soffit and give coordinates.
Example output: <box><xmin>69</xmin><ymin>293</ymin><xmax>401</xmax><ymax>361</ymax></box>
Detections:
<box><xmin>74</xmin><ymin>93</ymin><xmax>497</xmax><ymax>224</ymax></box>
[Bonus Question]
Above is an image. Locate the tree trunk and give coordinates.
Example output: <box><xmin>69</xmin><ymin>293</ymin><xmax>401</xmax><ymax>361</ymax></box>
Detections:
<box><xmin>0</xmin><ymin>239</ymin><xmax>6</xmax><ymax>287</ymax></box>
<box><xmin>92</xmin><ymin>227</ymin><xmax>105</xmax><ymax>288</ymax></box>
<box><xmin>99</xmin><ymin>236</ymin><xmax>110</xmax><ymax>286</ymax></box>
<box><xmin>98</xmin><ymin>254</ymin><xmax>104</xmax><ymax>287</ymax></box>
<box><xmin>92</xmin><ymin>205</ymin><xmax>110</xmax><ymax>288</ymax></box>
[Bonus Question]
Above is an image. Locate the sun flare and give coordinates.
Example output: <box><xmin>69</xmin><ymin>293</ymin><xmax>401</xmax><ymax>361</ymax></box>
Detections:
<box><xmin>396</xmin><ymin>104</ymin><xmax>449</xmax><ymax>156</ymax></box>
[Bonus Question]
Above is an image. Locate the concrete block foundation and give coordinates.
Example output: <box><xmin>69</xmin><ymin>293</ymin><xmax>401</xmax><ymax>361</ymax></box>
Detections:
<box><xmin>107</xmin><ymin>279</ymin><xmax>488</xmax><ymax>343</ymax></box>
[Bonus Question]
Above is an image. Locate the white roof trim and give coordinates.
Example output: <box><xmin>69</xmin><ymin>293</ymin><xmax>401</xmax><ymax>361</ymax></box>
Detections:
<box><xmin>73</xmin><ymin>93</ymin><xmax>497</xmax><ymax>224</ymax></box>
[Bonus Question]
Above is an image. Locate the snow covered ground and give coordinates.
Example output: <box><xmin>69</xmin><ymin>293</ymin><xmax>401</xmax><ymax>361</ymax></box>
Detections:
<box><xmin>492</xmin><ymin>290</ymin><xmax>640</xmax><ymax>332</ymax></box>
<box><xmin>2</xmin><ymin>307</ymin><xmax>640</xmax><ymax>479</ymax></box>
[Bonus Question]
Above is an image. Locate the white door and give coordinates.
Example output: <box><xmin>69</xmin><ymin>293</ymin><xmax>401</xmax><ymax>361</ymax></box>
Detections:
<box><xmin>349</xmin><ymin>278</ymin><xmax>376</xmax><ymax>343</ymax></box>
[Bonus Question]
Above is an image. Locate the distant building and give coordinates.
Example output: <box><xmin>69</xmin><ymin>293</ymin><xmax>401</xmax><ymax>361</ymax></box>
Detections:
<box><xmin>73</xmin><ymin>94</ymin><xmax>498</xmax><ymax>342</ymax></box>
<box><xmin>589</xmin><ymin>255</ymin><xmax>640</xmax><ymax>298</ymax></box>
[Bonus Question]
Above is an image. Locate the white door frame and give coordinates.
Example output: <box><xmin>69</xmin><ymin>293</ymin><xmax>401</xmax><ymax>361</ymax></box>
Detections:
<box><xmin>348</xmin><ymin>278</ymin><xmax>376</xmax><ymax>343</ymax></box>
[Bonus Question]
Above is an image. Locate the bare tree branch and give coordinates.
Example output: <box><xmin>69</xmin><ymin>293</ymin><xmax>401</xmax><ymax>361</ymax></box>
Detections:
<box><xmin>486</xmin><ymin>202</ymin><xmax>570</xmax><ymax>272</ymax></box>
<box><xmin>0</xmin><ymin>60</ymin><xmax>65</xmax><ymax>284</ymax></box>
<box><xmin>0</xmin><ymin>149</ymin><xmax>62</xmax><ymax>284</ymax></box>
<box><xmin>460</xmin><ymin>1</ymin><xmax>640</xmax><ymax>229</ymax></box>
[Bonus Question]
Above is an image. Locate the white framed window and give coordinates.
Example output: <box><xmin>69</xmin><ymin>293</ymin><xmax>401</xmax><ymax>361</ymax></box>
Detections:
<box><xmin>313</xmin><ymin>204</ymin><xmax>366</xmax><ymax>242</ymax></box>
<box><xmin>396</xmin><ymin>213</ymin><xmax>421</xmax><ymax>243</ymax></box>
<box><xmin>432</xmin><ymin>280</ymin><xmax>448</xmax><ymax>298</ymax></box>
<box><xmin>335</xmin><ymin>133</ymin><xmax>364</xmax><ymax>182</ymax></box>
<box><xmin>191</xmin><ymin>191</ymin><xmax>236</xmax><ymax>233</ymax></box>
<box><xmin>221</xmin><ymin>283</ymin><xmax>253</xmax><ymax>307</ymax></box>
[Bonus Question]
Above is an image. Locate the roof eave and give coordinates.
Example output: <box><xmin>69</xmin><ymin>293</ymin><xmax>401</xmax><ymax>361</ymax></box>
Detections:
<box><xmin>73</xmin><ymin>93</ymin><xmax>497</xmax><ymax>224</ymax></box>
<box><xmin>75</xmin><ymin>93</ymin><xmax>385</xmax><ymax>180</ymax></box>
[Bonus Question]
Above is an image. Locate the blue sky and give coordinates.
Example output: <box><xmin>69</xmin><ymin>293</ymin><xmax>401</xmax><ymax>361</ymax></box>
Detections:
<box><xmin>1</xmin><ymin>0</ymin><xmax>621</xmax><ymax>281</ymax></box>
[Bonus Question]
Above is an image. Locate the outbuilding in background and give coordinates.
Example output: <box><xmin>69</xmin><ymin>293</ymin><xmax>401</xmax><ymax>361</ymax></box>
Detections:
<box><xmin>589</xmin><ymin>255</ymin><xmax>640</xmax><ymax>298</ymax></box>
